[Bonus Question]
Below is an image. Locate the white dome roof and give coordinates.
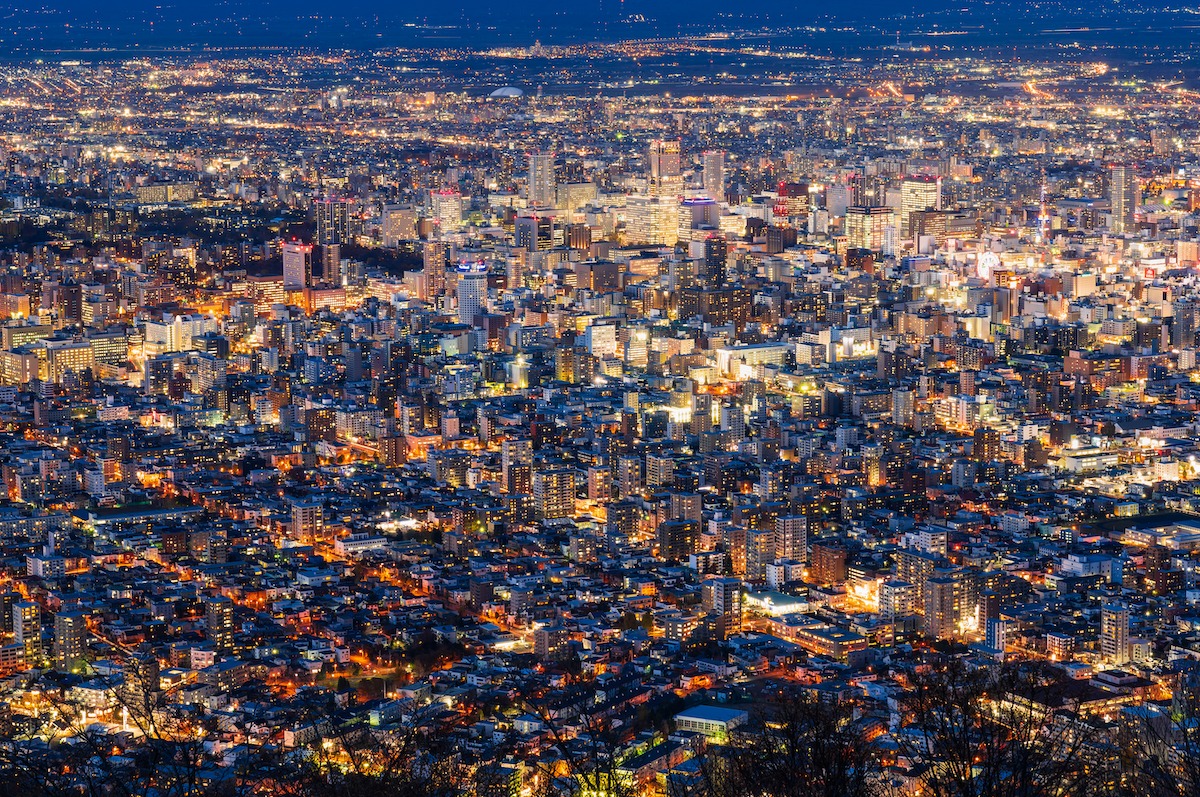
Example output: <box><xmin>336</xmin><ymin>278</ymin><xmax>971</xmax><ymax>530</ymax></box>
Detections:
<box><xmin>489</xmin><ymin>86</ymin><xmax>524</xmax><ymax>98</ymax></box>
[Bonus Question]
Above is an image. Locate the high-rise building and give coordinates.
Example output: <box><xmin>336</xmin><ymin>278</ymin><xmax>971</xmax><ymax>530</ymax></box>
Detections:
<box><xmin>502</xmin><ymin>438</ymin><xmax>533</xmax><ymax>494</ymax></box>
<box><xmin>899</xmin><ymin>176</ymin><xmax>942</xmax><ymax>240</ymax></box>
<box><xmin>924</xmin><ymin>576</ymin><xmax>960</xmax><ymax>640</ymax></box>
<box><xmin>423</xmin><ymin>241</ymin><xmax>448</xmax><ymax>301</ymax></box>
<box><xmin>745</xmin><ymin>528</ymin><xmax>775</xmax><ymax>582</ymax></box>
<box><xmin>206</xmin><ymin>595</ymin><xmax>235</xmax><ymax>651</ymax></box>
<box><xmin>431</xmin><ymin>188</ymin><xmax>464</xmax><ymax>232</ymax></box>
<box><xmin>321</xmin><ymin>243</ymin><xmax>342</xmax><ymax>286</ymax></box>
<box><xmin>648</xmin><ymin>139</ymin><xmax>684</xmax><ymax>196</ymax></box>
<box><xmin>53</xmin><ymin>610</ymin><xmax>88</xmax><ymax>668</ymax></box>
<box><xmin>381</xmin><ymin>204</ymin><xmax>418</xmax><ymax>247</ymax></box>
<box><xmin>702</xmin><ymin>150</ymin><xmax>726</xmax><ymax>200</ymax></box>
<box><xmin>456</xmin><ymin>262</ymin><xmax>488</xmax><ymax>326</ymax></box>
<box><xmin>534</xmin><ymin>625</ymin><xmax>571</xmax><ymax>662</ymax></box>
<box><xmin>892</xmin><ymin>388</ymin><xmax>915</xmax><ymax>427</ymax></box>
<box><xmin>1109</xmin><ymin>165</ymin><xmax>1135</xmax><ymax>235</ymax></box>
<box><xmin>1100</xmin><ymin>604</ymin><xmax>1130</xmax><ymax>664</ymax></box>
<box><xmin>702</xmin><ymin>576</ymin><xmax>742</xmax><ymax>637</ymax></box>
<box><xmin>292</xmin><ymin>499</ymin><xmax>325</xmax><ymax>541</ymax></box>
<box><xmin>13</xmin><ymin>601</ymin><xmax>40</xmax><ymax>665</ymax></box>
<box><xmin>315</xmin><ymin>198</ymin><xmax>352</xmax><ymax>245</ymax></box>
<box><xmin>533</xmin><ymin>469</ymin><xmax>575</xmax><ymax>519</ymax></box>
<box><xmin>528</xmin><ymin>151</ymin><xmax>557</xmax><ymax>207</ymax></box>
<box><xmin>775</xmin><ymin>515</ymin><xmax>807</xmax><ymax>562</ymax></box>
<box><xmin>845</xmin><ymin>206</ymin><xmax>893</xmax><ymax>252</ymax></box>
<box><xmin>703</xmin><ymin>236</ymin><xmax>728</xmax><ymax>286</ymax></box>
<box><xmin>810</xmin><ymin>541</ymin><xmax>848</xmax><ymax>585</ymax></box>
<box><xmin>282</xmin><ymin>242</ymin><xmax>313</xmax><ymax>290</ymax></box>
<box><xmin>657</xmin><ymin>519</ymin><xmax>701</xmax><ymax>561</ymax></box>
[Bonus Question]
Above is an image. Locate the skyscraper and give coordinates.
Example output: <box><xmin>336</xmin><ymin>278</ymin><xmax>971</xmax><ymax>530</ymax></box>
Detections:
<box><xmin>456</xmin><ymin>262</ymin><xmax>488</xmax><ymax>326</ymax></box>
<box><xmin>1100</xmin><ymin>604</ymin><xmax>1130</xmax><ymax>665</ymax></box>
<box><xmin>528</xmin><ymin>151</ymin><xmax>556</xmax><ymax>207</ymax></box>
<box><xmin>701</xmin><ymin>576</ymin><xmax>743</xmax><ymax>637</ymax></box>
<box><xmin>702</xmin><ymin>150</ymin><xmax>726</xmax><ymax>200</ymax></box>
<box><xmin>381</xmin><ymin>204</ymin><xmax>418</xmax><ymax>247</ymax></box>
<box><xmin>13</xmin><ymin>602</ymin><xmax>40</xmax><ymax>665</ymax></box>
<box><xmin>845</xmin><ymin>206</ymin><xmax>893</xmax><ymax>253</ymax></box>
<box><xmin>533</xmin><ymin>469</ymin><xmax>575</xmax><ymax>519</ymax></box>
<box><xmin>502</xmin><ymin>437</ymin><xmax>533</xmax><ymax>494</ymax></box>
<box><xmin>315</xmin><ymin>198</ymin><xmax>352</xmax><ymax>245</ymax></box>
<box><xmin>423</xmin><ymin>241</ymin><xmax>448</xmax><ymax>302</ymax></box>
<box><xmin>899</xmin><ymin>176</ymin><xmax>942</xmax><ymax>240</ymax></box>
<box><xmin>53</xmin><ymin>610</ymin><xmax>88</xmax><ymax>669</ymax></box>
<box><xmin>282</xmin><ymin>242</ymin><xmax>313</xmax><ymax>290</ymax></box>
<box><xmin>431</xmin><ymin>188</ymin><xmax>464</xmax><ymax>232</ymax></box>
<box><xmin>1109</xmin><ymin>165</ymin><xmax>1135</xmax><ymax>235</ymax></box>
<box><xmin>775</xmin><ymin>515</ymin><xmax>808</xmax><ymax>562</ymax></box>
<box><xmin>206</xmin><ymin>595</ymin><xmax>235</xmax><ymax>651</ymax></box>
<box><xmin>648</xmin><ymin>139</ymin><xmax>684</xmax><ymax>196</ymax></box>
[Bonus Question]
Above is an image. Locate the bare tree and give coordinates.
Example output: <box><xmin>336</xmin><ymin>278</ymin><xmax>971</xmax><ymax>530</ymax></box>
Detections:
<box><xmin>895</xmin><ymin>660</ymin><xmax>1106</xmax><ymax>797</ymax></box>
<box><xmin>1121</xmin><ymin>666</ymin><xmax>1200</xmax><ymax>797</ymax></box>
<box><xmin>676</xmin><ymin>687</ymin><xmax>885</xmax><ymax>797</ymax></box>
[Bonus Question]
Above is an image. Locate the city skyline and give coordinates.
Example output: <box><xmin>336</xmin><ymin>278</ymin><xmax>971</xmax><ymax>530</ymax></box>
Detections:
<box><xmin>1</xmin><ymin>3</ymin><xmax>1200</xmax><ymax>797</ymax></box>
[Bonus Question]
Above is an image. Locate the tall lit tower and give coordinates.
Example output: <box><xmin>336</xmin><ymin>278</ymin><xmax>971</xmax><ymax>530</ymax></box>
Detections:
<box><xmin>528</xmin><ymin>151</ymin><xmax>556</xmax><ymax>207</ymax></box>
<box><xmin>899</xmin><ymin>175</ymin><xmax>942</xmax><ymax>239</ymax></box>
<box><xmin>1100</xmin><ymin>604</ymin><xmax>1130</xmax><ymax>665</ymax></box>
<box><xmin>423</xmin><ymin>241</ymin><xmax>448</xmax><ymax>302</ymax></box>
<box><xmin>282</xmin><ymin>241</ymin><xmax>314</xmax><ymax>290</ymax></box>
<box><xmin>703</xmin><ymin>150</ymin><xmax>726</xmax><ymax>200</ymax></box>
<box><xmin>648</xmin><ymin>139</ymin><xmax>683</xmax><ymax>196</ymax></box>
<box><xmin>1037</xmin><ymin>169</ymin><xmax>1051</xmax><ymax>245</ymax></box>
<box><xmin>1109</xmin><ymin>165</ymin><xmax>1135</xmax><ymax>235</ymax></box>
<box><xmin>315</xmin><ymin>198</ymin><xmax>351</xmax><ymax>245</ymax></box>
<box><xmin>457</xmin><ymin>262</ymin><xmax>488</xmax><ymax>326</ymax></box>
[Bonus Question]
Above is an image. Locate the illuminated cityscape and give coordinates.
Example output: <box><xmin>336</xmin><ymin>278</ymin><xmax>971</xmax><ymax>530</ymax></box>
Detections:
<box><xmin>3</xmin><ymin>2</ymin><xmax>1200</xmax><ymax>795</ymax></box>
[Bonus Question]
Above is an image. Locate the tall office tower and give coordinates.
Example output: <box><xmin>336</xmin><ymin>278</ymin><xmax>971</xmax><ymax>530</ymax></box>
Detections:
<box><xmin>206</xmin><ymin>595</ymin><xmax>235</xmax><ymax>651</ymax></box>
<box><xmin>532</xmin><ymin>469</ymin><xmax>575</xmax><ymax>519</ymax></box>
<box><xmin>845</xmin><ymin>206</ymin><xmax>893</xmax><ymax>252</ymax></box>
<box><xmin>282</xmin><ymin>242</ymin><xmax>314</xmax><ymax>290</ymax></box>
<box><xmin>423</xmin><ymin>241</ymin><xmax>448</xmax><ymax>301</ymax></box>
<box><xmin>456</xmin><ymin>262</ymin><xmax>488</xmax><ymax>326</ymax></box>
<box><xmin>1100</xmin><ymin>604</ymin><xmax>1130</xmax><ymax>665</ymax></box>
<box><xmin>899</xmin><ymin>176</ymin><xmax>942</xmax><ymax>240</ymax></box>
<box><xmin>648</xmin><ymin>139</ymin><xmax>684</xmax><ymax>196</ymax></box>
<box><xmin>701</xmin><ymin>576</ymin><xmax>743</xmax><ymax>637</ymax></box>
<box><xmin>431</xmin><ymin>188</ymin><xmax>463</xmax><ymax>232</ymax></box>
<box><xmin>528</xmin><ymin>151</ymin><xmax>557</xmax><ymax>207</ymax></box>
<box><xmin>315</xmin><ymin>198</ymin><xmax>351</xmax><ymax>245</ymax></box>
<box><xmin>53</xmin><ymin>609</ymin><xmax>89</xmax><ymax>668</ymax></box>
<box><xmin>775</xmin><ymin>515</ymin><xmax>808</xmax><ymax>562</ymax></box>
<box><xmin>1109</xmin><ymin>165</ymin><xmax>1136</xmax><ymax>235</ymax></box>
<box><xmin>703</xmin><ymin>150</ymin><xmax>726</xmax><ymax>199</ymax></box>
<box><xmin>703</xmin><ymin>236</ymin><xmax>728</xmax><ymax>286</ymax></box>
<box><xmin>13</xmin><ymin>601</ymin><xmax>40</xmax><ymax>665</ymax></box>
<box><xmin>381</xmin><ymin>204</ymin><xmax>418</xmax><ymax>247</ymax></box>
<box><xmin>502</xmin><ymin>437</ymin><xmax>533</xmax><ymax>494</ymax></box>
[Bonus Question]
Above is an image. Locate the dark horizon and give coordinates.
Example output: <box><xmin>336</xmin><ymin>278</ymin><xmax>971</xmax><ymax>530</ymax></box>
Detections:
<box><xmin>0</xmin><ymin>0</ymin><xmax>1191</xmax><ymax>52</ymax></box>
